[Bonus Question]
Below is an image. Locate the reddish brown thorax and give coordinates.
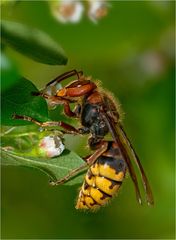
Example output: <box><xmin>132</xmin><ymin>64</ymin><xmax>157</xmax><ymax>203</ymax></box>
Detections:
<box><xmin>87</xmin><ymin>91</ymin><xmax>103</xmax><ymax>104</ymax></box>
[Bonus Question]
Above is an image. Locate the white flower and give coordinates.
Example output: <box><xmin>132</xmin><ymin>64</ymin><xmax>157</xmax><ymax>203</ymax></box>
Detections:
<box><xmin>88</xmin><ymin>0</ymin><xmax>109</xmax><ymax>23</ymax></box>
<box><xmin>39</xmin><ymin>136</ymin><xmax>65</xmax><ymax>158</ymax></box>
<box><xmin>50</xmin><ymin>0</ymin><xmax>84</xmax><ymax>23</ymax></box>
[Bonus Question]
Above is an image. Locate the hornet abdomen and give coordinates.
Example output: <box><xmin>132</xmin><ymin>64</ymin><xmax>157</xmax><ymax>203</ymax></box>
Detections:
<box><xmin>76</xmin><ymin>143</ymin><xmax>127</xmax><ymax>210</ymax></box>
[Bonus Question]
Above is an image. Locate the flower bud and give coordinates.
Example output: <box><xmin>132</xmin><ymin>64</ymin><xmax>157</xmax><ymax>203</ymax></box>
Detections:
<box><xmin>39</xmin><ymin>135</ymin><xmax>65</xmax><ymax>158</ymax></box>
<box><xmin>50</xmin><ymin>0</ymin><xmax>84</xmax><ymax>23</ymax></box>
<box><xmin>88</xmin><ymin>0</ymin><xmax>109</xmax><ymax>23</ymax></box>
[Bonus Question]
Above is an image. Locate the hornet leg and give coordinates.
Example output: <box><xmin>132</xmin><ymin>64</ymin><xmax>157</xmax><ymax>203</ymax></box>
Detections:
<box><xmin>12</xmin><ymin>114</ymin><xmax>80</xmax><ymax>134</ymax></box>
<box><xmin>50</xmin><ymin>141</ymin><xmax>108</xmax><ymax>185</ymax></box>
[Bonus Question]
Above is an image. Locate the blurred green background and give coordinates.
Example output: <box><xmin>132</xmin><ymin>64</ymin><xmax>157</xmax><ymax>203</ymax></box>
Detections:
<box><xmin>1</xmin><ymin>1</ymin><xmax>175</xmax><ymax>239</ymax></box>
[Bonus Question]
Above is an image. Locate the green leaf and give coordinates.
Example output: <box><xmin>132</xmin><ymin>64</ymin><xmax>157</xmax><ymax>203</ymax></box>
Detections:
<box><xmin>1</xmin><ymin>148</ymin><xmax>85</xmax><ymax>185</ymax></box>
<box><xmin>1</xmin><ymin>126</ymin><xmax>86</xmax><ymax>185</ymax></box>
<box><xmin>1</xmin><ymin>52</ymin><xmax>20</xmax><ymax>91</ymax></box>
<box><xmin>1</xmin><ymin>20</ymin><xmax>68</xmax><ymax>65</ymax></box>
<box><xmin>1</xmin><ymin>77</ymin><xmax>49</xmax><ymax>125</ymax></box>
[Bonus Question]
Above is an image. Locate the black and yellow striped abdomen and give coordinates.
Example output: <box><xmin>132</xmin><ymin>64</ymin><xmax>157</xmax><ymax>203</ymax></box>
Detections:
<box><xmin>76</xmin><ymin>145</ymin><xmax>127</xmax><ymax>210</ymax></box>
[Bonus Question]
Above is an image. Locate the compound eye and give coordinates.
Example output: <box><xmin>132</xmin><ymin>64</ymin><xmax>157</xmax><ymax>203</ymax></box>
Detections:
<box><xmin>43</xmin><ymin>83</ymin><xmax>63</xmax><ymax>96</ymax></box>
<box><xmin>55</xmin><ymin>83</ymin><xmax>62</xmax><ymax>91</ymax></box>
